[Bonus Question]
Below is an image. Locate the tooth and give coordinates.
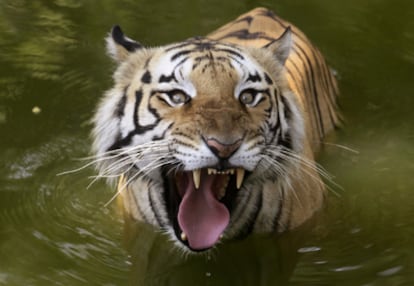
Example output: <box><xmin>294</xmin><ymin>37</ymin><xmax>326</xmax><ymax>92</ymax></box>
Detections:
<box><xmin>208</xmin><ymin>168</ymin><xmax>213</xmax><ymax>175</ymax></box>
<box><xmin>193</xmin><ymin>169</ymin><xmax>201</xmax><ymax>189</ymax></box>
<box><xmin>181</xmin><ymin>232</ymin><xmax>187</xmax><ymax>241</ymax></box>
<box><xmin>236</xmin><ymin>168</ymin><xmax>245</xmax><ymax>189</ymax></box>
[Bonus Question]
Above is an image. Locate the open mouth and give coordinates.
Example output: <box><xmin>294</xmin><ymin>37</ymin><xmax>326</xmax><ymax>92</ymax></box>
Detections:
<box><xmin>164</xmin><ymin>167</ymin><xmax>247</xmax><ymax>251</ymax></box>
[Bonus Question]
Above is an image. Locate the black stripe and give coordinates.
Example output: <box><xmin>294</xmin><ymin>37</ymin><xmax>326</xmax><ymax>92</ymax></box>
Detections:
<box><xmin>215</xmin><ymin>48</ymin><xmax>245</xmax><ymax>60</ymax></box>
<box><xmin>155</xmin><ymin>95</ymin><xmax>169</xmax><ymax>106</ymax></box>
<box><xmin>272</xmin><ymin>188</ymin><xmax>285</xmax><ymax>232</ymax></box>
<box><xmin>259</xmin><ymin>9</ymin><xmax>338</xmax><ymax>134</ymax></box>
<box><xmin>171</xmin><ymin>50</ymin><xmax>192</xmax><ymax>61</ymax></box>
<box><xmin>173</xmin><ymin>132</ymin><xmax>196</xmax><ymax>142</ymax></box>
<box><xmin>233</xmin><ymin>15</ymin><xmax>253</xmax><ymax>25</ymax></box>
<box><xmin>159</xmin><ymin>72</ymin><xmax>177</xmax><ymax>83</ymax></box>
<box><xmin>278</xmin><ymin>132</ymin><xmax>292</xmax><ymax>151</ymax></box>
<box><xmin>114</xmin><ymin>88</ymin><xmax>127</xmax><ymax>117</ymax></box>
<box><xmin>239</xmin><ymin>187</ymin><xmax>263</xmax><ymax>238</ymax></box>
<box><xmin>277</xmin><ymin>95</ymin><xmax>292</xmax><ymax>150</ymax></box>
<box><xmin>173</xmin><ymin>139</ymin><xmax>197</xmax><ymax>149</ymax></box>
<box><xmin>292</xmin><ymin>44</ymin><xmax>324</xmax><ymax>138</ymax></box>
<box><xmin>212</xmin><ymin>15</ymin><xmax>252</xmax><ymax>35</ymax></box>
<box><xmin>264</xmin><ymin>88</ymin><xmax>278</xmax><ymax>143</ymax></box>
<box><xmin>259</xmin><ymin>8</ymin><xmax>279</xmax><ymax>19</ymax></box>
<box><xmin>257</xmin><ymin>9</ymin><xmax>310</xmax><ymax>47</ymax></box>
<box><xmin>165</xmin><ymin>41</ymin><xmax>194</xmax><ymax>52</ymax></box>
<box><xmin>259</xmin><ymin>8</ymin><xmax>339</xmax><ymax>136</ymax></box>
<box><xmin>268</xmin><ymin>117</ymin><xmax>280</xmax><ymax>145</ymax></box>
<box><xmin>107</xmin><ymin>90</ymin><xmax>161</xmax><ymax>151</ymax></box>
<box><xmin>300</xmin><ymin>42</ymin><xmax>339</xmax><ymax>133</ymax></box>
<box><xmin>152</xmin><ymin>122</ymin><xmax>173</xmax><ymax>141</ymax></box>
<box><xmin>236</xmin><ymin>189</ymin><xmax>263</xmax><ymax>238</ymax></box>
<box><xmin>194</xmin><ymin>41</ymin><xmax>215</xmax><ymax>50</ymax></box>
<box><xmin>312</xmin><ymin>50</ymin><xmax>340</xmax><ymax>129</ymax></box>
<box><xmin>132</xmin><ymin>90</ymin><xmax>142</xmax><ymax>130</ymax></box>
<box><xmin>174</xmin><ymin>57</ymin><xmax>190</xmax><ymax>71</ymax></box>
<box><xmin>144</xmin><ymin>56</ymin><xmax>152</xmax><ymax>68</ymax></box>
<box><xmin>216</xmin><ymin>29</ymin><xmax>274</xmax><ymax>42</ymax></box>
<box><xmin>227</xmin><ymin>54</ymin><xmax>245</xmax><ymax>69</ymax></box>
<box><xmin>246</xmin><ymin>72</ymin><xmax>262</xmax><ymax>83</ymax></box>
<box><xmin>280</xmin><ymin>95</ymin><xmax>292</xmax><ymax>121</ymax></box>
<box><xmin>264</xmin><ymin>73</ymin><xmax>273</xmax><ymax>84</ymax></box>
<box><xmin>141</xmin><ymin>70</ymin><xmax>152</xmax><ymax>84</ymax></box>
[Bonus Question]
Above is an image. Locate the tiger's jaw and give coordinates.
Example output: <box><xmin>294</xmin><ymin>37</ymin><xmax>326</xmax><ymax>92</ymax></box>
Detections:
<box><xmin>165</xmin><ymin>168</ymin><xmax>247</xmax><ymax>251</ymax></box>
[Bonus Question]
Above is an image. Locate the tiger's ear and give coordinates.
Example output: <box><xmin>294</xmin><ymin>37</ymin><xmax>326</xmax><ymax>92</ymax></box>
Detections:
<box><xmin>106</xmin><ymin>25</ymin><xmax>142</xmax><ymax>62</ymax></box>
<box><xmin>264</xmin><ymin>26</ymin><xmax>292</xmax><ymax>66</ymax></box>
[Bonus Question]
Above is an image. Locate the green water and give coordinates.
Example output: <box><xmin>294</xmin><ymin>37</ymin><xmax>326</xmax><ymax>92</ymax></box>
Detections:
<box><xmin>0</xmin><ymin>0</ymin><xmax>413</xmax><ymax>285</ymax></box>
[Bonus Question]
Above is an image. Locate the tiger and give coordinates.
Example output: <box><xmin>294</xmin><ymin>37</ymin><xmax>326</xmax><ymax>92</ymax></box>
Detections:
<box><xmin>92</xmin><ymin>7</ymin><xmax>340</xmax><ymax>252</ymax></box>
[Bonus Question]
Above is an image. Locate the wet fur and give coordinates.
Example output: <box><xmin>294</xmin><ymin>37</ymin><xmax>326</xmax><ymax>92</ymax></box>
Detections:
<box><xmin>92</xmin><ymin>7</ymin><xmax>339</xmax><ymax>250</ymax></box>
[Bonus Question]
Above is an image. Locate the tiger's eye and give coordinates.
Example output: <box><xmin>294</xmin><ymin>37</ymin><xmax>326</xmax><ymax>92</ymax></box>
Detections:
<box><xmin>240</xmin><ymin>92</ymin><xmax>255</xmax><ymax>105</ymax></box>
<box><xmin>171</xmin><ymin>93</ymin><xmax>187</xmax><ymax>104</ymax></box>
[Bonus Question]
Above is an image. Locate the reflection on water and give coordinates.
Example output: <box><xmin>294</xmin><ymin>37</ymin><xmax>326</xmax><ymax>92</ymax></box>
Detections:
<box><xmin>123</xmin><ymin>219</ymin><xmax>308</xmax><ymax>286</ymax></box>
<box><xmin>0</xmin><ymin>0</ymin><xmax>413</xmax><ymax>285</ymax></box>
<box><xmin>0</xmin><ymin>133</ymin><xmax>129</xmax><ymax>284</ymax></box>
<box><xmin>0</xmin><ymin>1</ymin><xmax>76</xmax><ymax>81</ymax></box>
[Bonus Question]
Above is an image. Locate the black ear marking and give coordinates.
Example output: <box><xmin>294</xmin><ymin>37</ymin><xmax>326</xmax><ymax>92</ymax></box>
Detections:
<box><xmin>111</xmin><ymin>25</ymin><xmax>142</xmax><ymax>52</ymax></box>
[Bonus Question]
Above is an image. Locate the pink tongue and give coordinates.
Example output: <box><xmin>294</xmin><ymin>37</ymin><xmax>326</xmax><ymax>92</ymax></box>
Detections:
<box><xmin>177</xmin><ymin>173</ymin><xmax>229</xmax><ymax>250</ymax></box>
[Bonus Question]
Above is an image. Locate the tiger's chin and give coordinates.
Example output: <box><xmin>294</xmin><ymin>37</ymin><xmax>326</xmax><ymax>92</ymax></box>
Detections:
<box><xmin>163</xmin><ymin>167</ymin><xmax>250</xmax><ymax>251</ymax></box>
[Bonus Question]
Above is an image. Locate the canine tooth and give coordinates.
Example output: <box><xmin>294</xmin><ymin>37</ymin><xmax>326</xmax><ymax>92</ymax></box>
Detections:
<box><xmin>193</xmin><ymin>169</ymin><xmax>201</xmax><ymax>189</ymax></box>
<box><xmin>236</xmin><ymin>168</ymin><xmax>245</xmax><ymax>189</ymax></box>
<box><xmin>181</xmin><ymin>232</ymin><xmax>187</xmax><ymax>241</ymax></box>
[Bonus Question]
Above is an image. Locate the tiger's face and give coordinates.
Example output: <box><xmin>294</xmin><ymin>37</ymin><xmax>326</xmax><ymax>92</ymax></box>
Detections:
<box><xmin>93</xmin><ymin>26</ymin><xmax>304</xmax><ymax>251</ymax></box>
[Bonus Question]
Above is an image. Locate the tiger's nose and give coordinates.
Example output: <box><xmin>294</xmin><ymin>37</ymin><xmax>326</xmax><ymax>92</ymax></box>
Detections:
<box><xmin>205</xmin><ymin>137</ymin><xmax>242</xmax><ymax>159</ymax></box>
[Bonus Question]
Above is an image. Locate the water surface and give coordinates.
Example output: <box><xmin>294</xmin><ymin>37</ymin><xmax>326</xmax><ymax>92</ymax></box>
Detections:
<box><xmin>0</xmin><ymin>0</ymin><xmax>413</xmax><ymax>285</ymax></box>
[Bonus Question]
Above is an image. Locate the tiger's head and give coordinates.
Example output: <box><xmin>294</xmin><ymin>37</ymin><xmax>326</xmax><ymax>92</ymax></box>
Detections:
<box><xmin>93</xmin><ymin>26</ymin><xmax>305</xmax><ymax>252</ymax></box>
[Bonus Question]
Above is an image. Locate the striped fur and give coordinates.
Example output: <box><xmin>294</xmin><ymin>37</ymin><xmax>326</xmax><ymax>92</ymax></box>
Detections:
<box><xmin>92</xmin><ymin>8</ymin><xmax>339</xmax><ymax>252</ymax></box>
<box><xmin>208</xmin><ymin>8</ymin><xmax>340</xmax><ymax>151</ymax></box>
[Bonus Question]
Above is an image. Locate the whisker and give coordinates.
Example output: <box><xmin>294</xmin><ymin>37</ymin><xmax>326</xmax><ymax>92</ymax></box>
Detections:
<box><xmin>266</xmin><ymin>147</ymin><xmax>333</xmax><ymax>182</ymax></box>
<box><xmin>90</xmin><ymin>150</ymin><xmax>175</xmax><ymax>189</ymax></box>
<box><xmin>279</xmin><ymin>150</ymin><xmax>333</xmax><ymax>181</ymax></box>
<box><xmin>264</xmin><ymin>147</ymin><xmax>343</xmax><ymax>196</ymax></box>
<box><xmin>57</xmin><ymin>140</ymin><xmax>171</xmax><ymax>177</ymax></box>
<box><xmin>317</xmin><ymin>141</ymin><xmax>359</xmax><ymax>154</ymax></box>
<box><xmin>103</xmin><ymin>157</ymin><xmax>178</xmax><ymax>207</ymax></box>
<box><xmin>87</xmin><ymin>158</ymin><xmax>135</xmax><ymax>189</ymax></box>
